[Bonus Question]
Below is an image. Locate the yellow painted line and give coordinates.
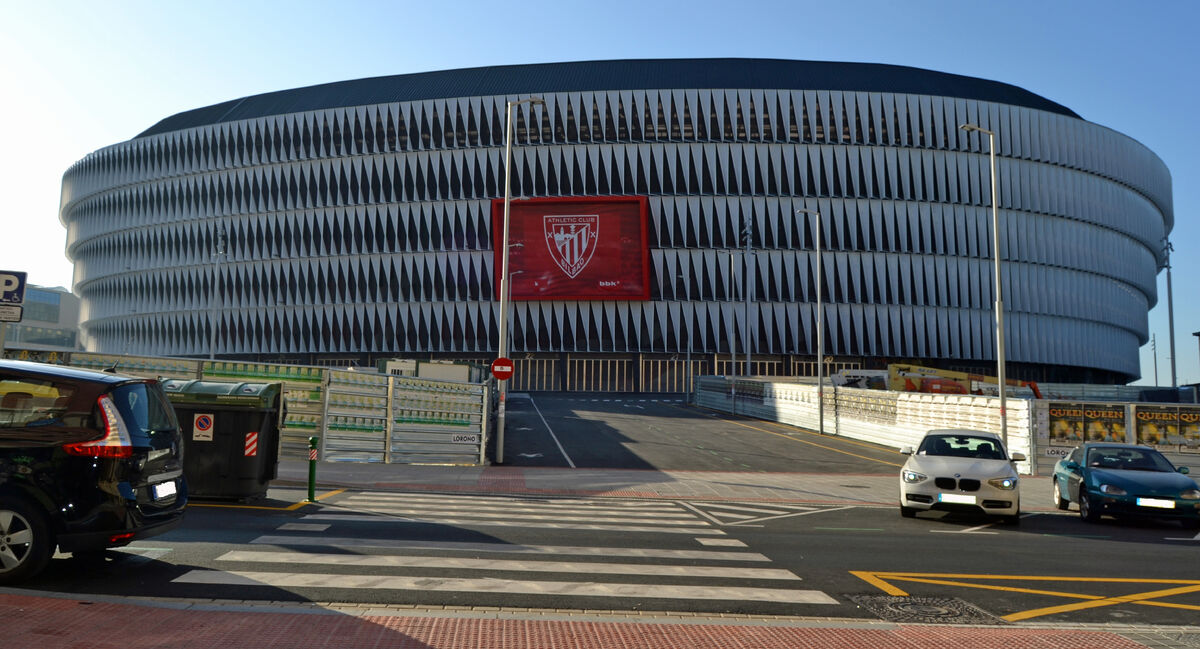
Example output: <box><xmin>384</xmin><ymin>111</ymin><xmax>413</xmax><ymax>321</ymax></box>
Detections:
<box><xmin>893</xmin><ymin>576</ymin><xmax>1105</xmax><ymax>602</ymax></box>
<box><xmin>849</xmin><ymin>570</ymin><xmax>909</xmax><ymax>596</ymax></box>
<box><xmin>1006</xmin><ymin>584</ymin><xmax>1200</xmax><ymax>621</ymax></box>
<box><xmin>852</xmin><ymin>570</ymin><xmax>1200</xmax><ymax>622</ymax></box>
<box><xmin>191</xmin><ymin>488</ymin><xmax>346</xmax><ymax>511</ymax></box>
<box><xmin>683</xmin><ymin>403</ymin><xmax>903</xmax><ymax>468</ymax></box>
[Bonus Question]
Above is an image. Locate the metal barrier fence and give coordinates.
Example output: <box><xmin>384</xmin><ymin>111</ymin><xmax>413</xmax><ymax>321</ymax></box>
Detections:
<box><xmin>65</xmin><ymin>352</ymin><xmax>488</xmax><ymax>465</ymax></box>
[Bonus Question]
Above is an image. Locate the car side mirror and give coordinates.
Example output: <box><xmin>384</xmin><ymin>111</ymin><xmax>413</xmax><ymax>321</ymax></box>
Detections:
<box><xmin>1180</xmin><ymin>466</ymin><xmax>1190</xmax><ymax>475</ymax></box>
<box><xmin>1064</xmin><ymin>461</ymin><xmax>1081</xmax><ymax>471</ymax></box>
<box><xmin>900</xmin><ymin>446</ymin><xmax>914</xmax><ymax>456</ymax></box>
<box><xmin>1010</xmin><ymin>452</ymin><xmax>1027</xmax><ymax>462</ymax></box>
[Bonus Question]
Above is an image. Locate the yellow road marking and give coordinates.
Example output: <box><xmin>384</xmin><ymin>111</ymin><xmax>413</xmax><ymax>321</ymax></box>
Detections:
<box><xmin>852</xmin><ymin>570</ymin><xmax>1200</xmax><ymax>622</ymax></box>
<box><xmin>191</xmin><ymin>488</ymin><xmax>346</xmax><ymax>511</ymax></box>
<box><xmin>1005</xmin><ymin>584</ymin><xmax>1200</xmax><ymax>621</ymax></box>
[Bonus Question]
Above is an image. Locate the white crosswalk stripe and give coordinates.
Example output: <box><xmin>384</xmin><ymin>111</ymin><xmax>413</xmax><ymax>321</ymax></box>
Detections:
<box><xmin>174</xmin><ymin>570</ymin><xmax>835</xmax><ymax>604</ymax></box>
<box><xmin>171</xmin><ymin>492</ymin><xmax>837</xmax><ymax>606</ymax></box>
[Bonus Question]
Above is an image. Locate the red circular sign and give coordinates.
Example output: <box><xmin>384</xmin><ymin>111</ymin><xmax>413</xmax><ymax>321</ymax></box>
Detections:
<box><xmin>491</xmin><ymin>357</ymin><xmax>514</xmax><ymax>381</ymax></box>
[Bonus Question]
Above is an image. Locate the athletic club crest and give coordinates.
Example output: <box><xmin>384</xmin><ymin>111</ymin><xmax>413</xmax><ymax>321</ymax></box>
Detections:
<box><xmin>544</xmin><ymin>215</ymin><xmax>599</xmax><ymax>278</ymax></box>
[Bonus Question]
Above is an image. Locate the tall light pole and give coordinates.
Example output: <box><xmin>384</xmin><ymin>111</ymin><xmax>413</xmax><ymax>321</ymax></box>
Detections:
<box><xmin>1162</xmin><ymin>239</ymin><xmax>1177</xmax><ymax>388</ymax></box>
<box><xmin>960</xmin><ymin>123</ymin><xmax>1006</xmax><ymax>447</ymax></box>
<box><xmin>742</xmin><ymin>216</ymin><xmax>752</xmax><ymax>377</ymax></box>
<box><xmin>797</xmin><ymin>208</ymin><xmax>824</xmax><ymax>435</ymax></box>
<box><xmin>496</xmin><ymin>97</ymin><xmax>544</xmax><ymax>464</ymax></box>
<box><xmin>209</xmin><ymin>225</ymin><xmax>227</xmax><ymax>361</ymax></box>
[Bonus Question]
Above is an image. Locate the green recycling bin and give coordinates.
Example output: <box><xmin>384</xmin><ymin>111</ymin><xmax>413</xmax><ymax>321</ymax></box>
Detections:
<box><xmin>162</xmin><ymin>379</ymin><xmax>284</xmax><ymax>500</ymax></box>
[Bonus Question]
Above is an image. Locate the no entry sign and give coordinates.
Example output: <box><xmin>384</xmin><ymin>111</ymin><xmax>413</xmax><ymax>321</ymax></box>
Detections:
<box><xmin>491</xmin><ymin>357</ymin><xmax>514</xmax><ymax>381</ymax></box>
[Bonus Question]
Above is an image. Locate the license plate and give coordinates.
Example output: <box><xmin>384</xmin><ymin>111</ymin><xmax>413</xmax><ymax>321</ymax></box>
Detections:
<box><xmin>1136</xmin><ymin>497</ymin><xmax>1175</xmax><ymax>509</ymax></box>
<box><xmin>938</xmin><ymin>493</ymin><xmax>977</xmax><ymax>505</ymax></box>
<box><xmin>152</xmin><ymin>481</ymin><xmax>177</xmax><ymax>500</ymax></box>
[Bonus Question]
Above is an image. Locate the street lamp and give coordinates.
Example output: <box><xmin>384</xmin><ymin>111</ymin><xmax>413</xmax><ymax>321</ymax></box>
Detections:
<box><xmin>209</xmin><ymin>225</ymin><xmax>227</xmax><ymax>361</ymax></box>
<box><xmin>1162</xmin><ymin>239</ymin><xmax>1177</xmax><ymax>388</ymax></box>
<box><xmin>496</xmin><ymin>97</ymin><xmax>544</xmax><ymax>464</ymax></box>
<box><xmin>960</xmin><ymin>123</ymin><xmax>1007</xmax><ymax>447</ymax></box>
<box><xmin>797</xmin><ymin>208</ymin><xmax>824</xmax><ymax>435</ymax></box>
<box><xmin>1193</xmin><ymin>331</ymin><xmax>1200</xmax><ymax>388</ymax></box>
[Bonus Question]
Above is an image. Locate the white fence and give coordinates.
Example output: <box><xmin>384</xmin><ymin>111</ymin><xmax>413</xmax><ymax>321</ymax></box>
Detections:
<box><xmin>695</xmin><ymin>376</ymin><xmax>1035</xmax><ymax>473</ymax></box>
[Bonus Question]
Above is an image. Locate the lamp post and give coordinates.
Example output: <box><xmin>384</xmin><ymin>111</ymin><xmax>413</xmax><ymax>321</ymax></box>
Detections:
<box><xmin>1162</xmin><ymin>239</ymin><xmax>1177</xmax><ymax>388</ymax></box>
<box><xmin>209</xmin><ymin>225</ymin><xmax>227</xmax><ymax>361</ymax></box>
<box><xmin>496</xmin><ymin>97</ymin><xmax>544</xmax><ymax>464</ymax></box>
<box><xmin>742</xmin><ymin>216</ymin><xmax>752</xmax><ymax>377</ymax></box>
<box><xmin>1193</xmin><ymin>331</ymin><xmax>1199</xmax><ymax>388</ymax></box>
<box><xmin>797</xmin><ymin>208</ymin><xmax>824</xmax><ymax>435</ymax></box>
<box><xmin>960</xmin><ymin>123</ymin><xmax>1006</xmax><ymax>447</ymax></box>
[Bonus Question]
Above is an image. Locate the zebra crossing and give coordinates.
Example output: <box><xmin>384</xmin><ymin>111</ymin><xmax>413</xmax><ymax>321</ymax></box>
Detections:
<box><xmin>171</xmin><ymin>492</ymin><xmax>838</xmax><ymax>606</ymax></box>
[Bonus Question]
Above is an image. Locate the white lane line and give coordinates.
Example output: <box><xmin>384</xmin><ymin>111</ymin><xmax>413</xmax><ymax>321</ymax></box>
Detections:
<box><xmin>340</xmin><ymin>499</ymin><xmax>696</xmax><ymax>518</ymax></box>
<box><xmin>1165</xmin><ymin>531</ymin><xmax>1200</xmax><ymax>542</ymax></box>
<box><xmin>696</xmin><ymin>538</ymin><xmax>747</xmax><ymax>547</ymax></box>
<box><xmin>328</xmin><ymin>506</ymin><xmax>701</xmax><ymax>525</ymax></box>
<box><xmin>930</xmin><ymin>522</ymin><xmax>999</xmax><ymax>535</ymax></box>
<box><xmin>249</xmin><ymin>536</ymin><xmax>768</xmax><ymax>561</ymax></box>
<box><xmin>529</xmin><ymin>394</ymin><xmax>576</xmax><ymax>468</ymax></box>
<box><xmin>215</xmin><ymin>551</ymin><xmax>798</xmax><ymax>580</ymax></box>
<box><xmin>695</xmin><ymin>503</ymin><xmax>796</xmax><ymax>516</ymax></box>
<box><xmin>173</xmin><ymin>571</ymin><xmax>836</xmax><ymax>604</ymax></box>
<box><xmin>300</xmin><ymin>513</ymin><xmax>723</xmax><ymax>535</ymax></box>
<box><xmin>277</xmin><ymin>523</ymin><xmax>330</xmax><ymax>532</ymax></box>
<box><xmin>351</xmin><ymin>492</ymin><xmax>679</xmax><ymax>509</ymax></box>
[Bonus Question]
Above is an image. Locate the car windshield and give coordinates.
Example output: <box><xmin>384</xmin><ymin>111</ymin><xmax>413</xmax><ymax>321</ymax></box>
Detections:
<box><xmin>918</xmin><ymin>434</ymin><xmax>1005</xmax><ymax>460</ymax></box>
<box><xmin>1085</xmin><ymin>447</ymin><xmax>1175</xmax><ymax>472</ymax></box>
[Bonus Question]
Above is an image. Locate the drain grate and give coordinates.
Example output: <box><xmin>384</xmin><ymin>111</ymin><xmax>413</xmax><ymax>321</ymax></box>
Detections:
<box><xmin>846</xmin><ymin>595</ymin><xmax>1008</xmax><ymax>624</ymax></box>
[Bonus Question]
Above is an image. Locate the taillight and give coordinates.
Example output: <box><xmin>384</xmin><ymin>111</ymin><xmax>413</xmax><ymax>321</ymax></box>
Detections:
<box><xmin>64</xmin><ymin>395</ymin><xmax>133</xmax><ymax>458</ymax></box>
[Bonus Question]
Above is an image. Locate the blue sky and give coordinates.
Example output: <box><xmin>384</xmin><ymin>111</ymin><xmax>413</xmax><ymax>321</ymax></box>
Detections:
<box><xmin>1</xmin><ymin>0</ymin><xmax>1196</xmax><ymax>385</ymax></box>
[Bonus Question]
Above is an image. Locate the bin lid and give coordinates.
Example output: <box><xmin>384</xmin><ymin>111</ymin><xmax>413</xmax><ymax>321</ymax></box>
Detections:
<box><xmin>162</xmin><ymin>379</ymin><xmax>282</xmax><ymax>408</ymax></box>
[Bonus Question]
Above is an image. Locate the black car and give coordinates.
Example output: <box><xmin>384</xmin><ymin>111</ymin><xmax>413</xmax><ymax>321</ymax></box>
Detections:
<box><xmin>0</xmin><ymin>359</ymin><xmax>187</xmax><ymax>583</ymax></box>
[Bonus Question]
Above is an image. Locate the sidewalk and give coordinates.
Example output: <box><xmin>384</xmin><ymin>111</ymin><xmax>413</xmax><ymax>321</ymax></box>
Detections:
<box><xmin>7</xmin><ymin>463</ymin><xmax>1195</xmax><ymax>648</ymax></box>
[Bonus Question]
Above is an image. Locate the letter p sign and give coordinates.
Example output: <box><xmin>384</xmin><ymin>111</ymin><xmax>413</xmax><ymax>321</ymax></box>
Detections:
<box><xmin>0</xmin><ymin>271</ymin><xmax>27</xmax><ymax>304</ymax></box>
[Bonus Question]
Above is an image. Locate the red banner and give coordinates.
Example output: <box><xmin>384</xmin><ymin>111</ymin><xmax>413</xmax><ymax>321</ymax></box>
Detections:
<box><xmin>492</xmin><ymin>196</ymin><xmax>651</xmax><ymax>300</ymax></box>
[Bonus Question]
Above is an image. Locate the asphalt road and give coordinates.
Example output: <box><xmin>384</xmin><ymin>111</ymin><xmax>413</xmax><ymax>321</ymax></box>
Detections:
<box><xmin>11</xmin><ymin>394</ymin><xmax>1200</xmax><ymax>626</ymax></box>
<box><xmin>19</xmin><ymin>488</ymin><xmax>1200</xmax><ymax>625</ymax></box>
<box><xmin>497</xmin><ymin>393</ymin><xmax>903</xmax><ymax>473</ymax></box>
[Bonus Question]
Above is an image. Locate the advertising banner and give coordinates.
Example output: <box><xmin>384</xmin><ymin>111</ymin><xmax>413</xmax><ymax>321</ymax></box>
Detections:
<box><xmin>492</xmin><ymin>196</ymin><xmax>651</xmax><ymax>300</ymax></box>
<box><xmin>1048</xmin><ymin>402</ymin><xmax>1126</xmax><ymax>445</ymax></box>
<box><xmin>1135</xmin><ymin>405</ymin><xmax>1200</xmax><ymax>453</ymax></box>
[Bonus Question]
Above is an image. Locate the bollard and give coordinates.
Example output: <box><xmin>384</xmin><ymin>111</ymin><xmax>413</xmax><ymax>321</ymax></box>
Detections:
<box><xmin>307</xmin><ymin>436</ymin><xmax>319</xmax><ymax>502</ymax></box>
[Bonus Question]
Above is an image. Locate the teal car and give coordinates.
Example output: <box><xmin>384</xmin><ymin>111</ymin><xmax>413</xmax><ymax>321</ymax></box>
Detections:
<box><xmin>1052</xmin><ymin>443</ymin><xmax>1200</xmax><ymax>529</ymax></box>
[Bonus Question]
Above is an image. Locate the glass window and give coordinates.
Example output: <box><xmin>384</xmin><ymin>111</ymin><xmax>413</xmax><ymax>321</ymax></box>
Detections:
<box><xmin>0</xmin><ymin>377</ymin><xmax>76</xmax><ymax>428</ymax></box>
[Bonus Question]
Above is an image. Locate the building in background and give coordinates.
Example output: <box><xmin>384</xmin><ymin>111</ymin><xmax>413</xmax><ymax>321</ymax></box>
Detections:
<box><xmin>1</xmin><ymin>285</ymin><xmax>81</xmax><ymax>361</ymax></box>
<box><xmin>58</xmin><ymin>59</ymin><xmax>1172</xmax><ymax>389</ymax></box>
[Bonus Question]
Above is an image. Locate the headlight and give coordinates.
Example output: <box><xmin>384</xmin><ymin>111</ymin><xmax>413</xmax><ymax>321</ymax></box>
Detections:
<box><xmin>902</xmin><ymin>470</ymin><xmax>927</xmax><ymax>484</ymax></box>
<box><xmin>1180</xmin><ymin>490</ymin><xmax>1200</xmax><ymax>500</ymax></box>
<box><xmin>988</xmin><ymin>477</ymin><xmax>1018</xmax><ymax>490</ymax></box>
<box><xmin>1099</xmin><ymin>484</ymin><xmax>1127</xmax><ymax>496</ymax></box>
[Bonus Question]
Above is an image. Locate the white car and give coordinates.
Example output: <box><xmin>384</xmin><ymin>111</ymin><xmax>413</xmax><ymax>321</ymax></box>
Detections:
<box><xmin>899</xmin><ymin>429</ymin><xmax>1026</xmax><ymax>525</ymax></box>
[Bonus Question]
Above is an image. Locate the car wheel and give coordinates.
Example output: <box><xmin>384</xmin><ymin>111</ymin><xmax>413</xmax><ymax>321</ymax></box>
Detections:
<box><xmin>1052</xmin><ymin>480</ymin><xmax>1069</xmax><ymax>510</ymax></box>
<box><xmin>0</xmin><ymin>499</ymin><xmax>54</xmax><ymax>584</ymax></box>
<box><xmin>900</xmin><ymin>505</ymin><xmax>917</xmax><ymax>518</ymax></box>
<box><xmin>1078</xmin><ymin>490</ymin><xmax>1101</xmax><ymax>523</ymax></box>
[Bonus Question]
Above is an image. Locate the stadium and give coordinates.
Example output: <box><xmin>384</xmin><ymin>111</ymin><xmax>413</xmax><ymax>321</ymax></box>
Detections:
<box><xmin>59</xmin><ymin>58</ymin><xmax>1172</xmax><ymax>389</ymax></box>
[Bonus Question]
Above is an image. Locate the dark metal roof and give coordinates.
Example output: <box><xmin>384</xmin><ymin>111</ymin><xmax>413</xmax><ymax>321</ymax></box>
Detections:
<box><xmin>136</xmin><ymin>58</ymin><xmax>1078</xmax><ymax>138</ymax></box>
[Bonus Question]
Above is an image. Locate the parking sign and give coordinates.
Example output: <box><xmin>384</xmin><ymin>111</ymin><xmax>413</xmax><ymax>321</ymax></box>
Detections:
<box><xmin>0</xmin><ymin>271</ymin><xmax>26</xmax><ymax>305</ymax></box>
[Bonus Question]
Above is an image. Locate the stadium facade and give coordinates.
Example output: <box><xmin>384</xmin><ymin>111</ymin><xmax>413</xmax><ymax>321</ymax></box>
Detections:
<box><xmin>59</xmin><ymin>59</ymin><xmax>1172</xmax><ymax>388</ymax></box>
